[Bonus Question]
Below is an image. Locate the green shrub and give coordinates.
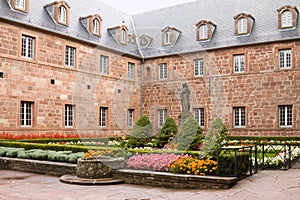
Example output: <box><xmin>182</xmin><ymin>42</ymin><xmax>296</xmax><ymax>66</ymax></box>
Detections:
<box><xmin>177</xmin><ymin>116</ymin><xmax>203</xmax><ymax>151</ymax></box>
<box><xmin>199</xmin><ymin>118</ymin><xmax>228</xmax><ymax>159</ymax></box>
<box><xmin>155</xmin><ymin>117</ymin><xmax>178</xmax><ymax>148</ymax></box>
<box><xmin>127</xmin><ymin>115</ymin><xmax>153</xmax><ymax>148</ymax></box>
<box><xmin>6</xmin><ymin>148</ymin><xmax>25</xmax><ymax>157</ymax></box>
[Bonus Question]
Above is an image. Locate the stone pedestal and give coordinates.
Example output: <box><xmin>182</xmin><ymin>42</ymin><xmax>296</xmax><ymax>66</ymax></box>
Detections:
<box><xmin>178</xmin><ymin>111</ymin><xmax>192</xmax><ymax>128</ymax></box>
<box><xmin>76</xmin><ymin>156</ymin><xmax>125</xmax><ymax>179</ymax></box>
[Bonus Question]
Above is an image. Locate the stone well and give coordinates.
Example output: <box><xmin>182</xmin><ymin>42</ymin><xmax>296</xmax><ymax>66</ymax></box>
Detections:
<box><xmin>76</xmin><ymin>156</ymin><xmax>125</xmax><ymax>179</ymax></box>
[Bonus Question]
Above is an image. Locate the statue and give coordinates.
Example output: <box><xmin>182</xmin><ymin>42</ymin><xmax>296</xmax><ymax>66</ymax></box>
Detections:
<box><xmin>180</xmin><ymin>82</ymin><xmax>191</xmax><ymax>113</ymax></box>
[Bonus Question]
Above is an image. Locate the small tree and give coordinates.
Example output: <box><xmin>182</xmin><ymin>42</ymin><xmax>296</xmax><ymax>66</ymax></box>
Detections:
<box><xmin>155</xmin><ymin>117</ymin><xmax>178</xmax><ymax>148</ymax></box>
<box><xmin>199</xmin><ymin>118</ymin><xmax>228</xmax><ymax>159</ymax></box>
<box><xmin>177</xmin><ymin>116</ymin><xmax>203</xmax><ymax>151</ymax></box>
<box><xmin>127</xmin><ymin>115</ymin><xmax>153</xmax><ymax>148</ymax></box>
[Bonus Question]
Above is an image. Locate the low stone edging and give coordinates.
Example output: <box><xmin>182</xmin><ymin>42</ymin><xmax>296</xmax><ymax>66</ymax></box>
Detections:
<box><xmin>114</xmin><ymin>169</ymin><xmax>238</xmax><ymax>189</ymax></box>
<box><xmin>0</xmin><ymin>157</ymin><xmax>76</xmax><ymax>176</ymax></box>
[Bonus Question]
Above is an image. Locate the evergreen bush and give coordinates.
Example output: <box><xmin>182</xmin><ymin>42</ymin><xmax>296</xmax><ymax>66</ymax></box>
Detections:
<box><xmin>155</xmin><ymin>117</ymin><xmax>178</xmax><ymax>148</ymax></box>
<box><xmin>127</xmin><ymin>115</ymin><xmax>153</xmax><ymax>148</ymax></box>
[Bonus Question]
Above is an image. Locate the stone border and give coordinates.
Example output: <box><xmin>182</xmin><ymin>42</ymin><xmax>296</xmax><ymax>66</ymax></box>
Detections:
<box><xmin>0</xmin><ymin>157</ymin><xmax>76</xmax><ymax>176</ymax></box>
<box><xmin>60</xmin><ymin>174</ymin><xmax>124</xmax><ymax>185</ymax></box>
<box><xmin>114</xmin><ymin>169</ymin><xmax>238</xmax><ymax>189</ymax></box>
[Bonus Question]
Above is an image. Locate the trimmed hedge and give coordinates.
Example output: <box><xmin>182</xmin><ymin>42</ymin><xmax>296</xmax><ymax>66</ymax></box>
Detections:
<box><xmin>227</xmin><ymin>136</ymin><xmax>300</xmax><ymax>141</ymax></box>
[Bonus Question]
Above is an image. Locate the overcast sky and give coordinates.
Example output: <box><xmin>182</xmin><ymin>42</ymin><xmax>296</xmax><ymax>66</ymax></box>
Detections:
<box><xmin>99</xmin><ymin>0</ymin><xmax>196</xmax><ymax>15</ymax></box>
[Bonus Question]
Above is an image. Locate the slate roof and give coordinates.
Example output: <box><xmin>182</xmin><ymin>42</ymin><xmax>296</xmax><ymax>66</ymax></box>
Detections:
<box><xmin>0</xmin><ymin>0</ymin><xmax>300</xmax><ymax>59</ymax></box>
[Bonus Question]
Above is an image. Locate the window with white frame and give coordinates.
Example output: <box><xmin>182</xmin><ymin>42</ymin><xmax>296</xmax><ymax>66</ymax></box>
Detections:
<box><xmin>279</xmin><ymin>49</ymin><xmax>292</xmax><ymax>69</ymax></box>
<box><xmin>193</xmin><ymin>108</ymin><xmax>204</xmax><ymax>127</ymax></box>
<box><xmin>65</xmin><ymin>104</ymin><xmax>74</xmax><ymax>127</ymax></box>
<box><xmin>159</xmin><ymin>63</ymin><xmax>167</xmax><ymax>80</ymax></box>
<box><xmin>93</xmin><ymin>18</ymin><xmax>100</xmax><ymax>35</ymax></box>
<box><xmin>281</xmin><ymin>10</ymin><xmax>293</xmax><ymax>28</ymax></box>
<box><xmin>199</xmin><ymin>24</ymin><xmax>208</xmax><ymax>40</ymax></box>
<box><xmin>279</xmin><ymin>105</ymin><xmax>293</xmax><ymax>128</ymax></box>
<box><xmin>20</xmin><ymin>101</ymin><xmax>33</xmax><ymax>127</ymax></box>
<box><xmin>158</xmin><ymin>109</ymin><xmax>167</xmax><ymax>128</ymax></box>
<box><xmin>237</xmin><ymin>18</ymin><xmax>247</xmax><ymax>34</ymax></box>
<box><xmin>164</xmin><ymin>31</ymin><xmax>172</xmax><ymax>45</ymax></box>
<box><xmin>65</xmin><ymin>46</ymin><xmax>76</xmax><ymax>67</ymax></box>
<box><xmin>233</xmin><ymin>54</ymin><xmax>245</xmax><ymax>73</ymax></box>
<box><xmin>15</xmin><ymin>0</ymin><xmax>26</xmax><ymax>9</ymax></box>
<box><xmin>128</xmin><ymin>62</ymin><xmax>135</xmax><ymax>79</ymax></box>
<box><xmin>100</xmin><ymin>107</ymin><xmax>108</xmax><ymax>128</ymax></box>
<box><xmin>233</xmin><ymin>107</ymin><xmax>246</xmax><ymax>128</ymax></box>
<box><xmin>100</xmin><ymin>55</ymin><xmax>108</xmax><ymax>74</ymax></box>
<box><xmin>121</xmin><ymin>29</ymin><xmax>127</xmax><ymax>44</ymax></box>
<box><xmin>58</xmin><ymin>6</ymin><xmax>67</xmax><ymax>23</ymax></box>
<box><xmin>21</xmin><ymin>35</ymin><xmax>35</xmax><ymax>59</ymax></box>
<box><xmin>194</xmin><ymin>59</ymin><xmax>204</xmax><ymax>76</ymax></box>
<box><xmin>128</xmin><ymin>109</ymin><xmax>134</xmax><ymax>127</ymax></box>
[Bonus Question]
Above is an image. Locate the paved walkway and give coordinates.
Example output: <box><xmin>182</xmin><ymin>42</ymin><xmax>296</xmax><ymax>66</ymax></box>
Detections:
<box><xmin>0</xmin><ymin>169</ymin><xmax>299</xmax><ymax>200</ymax></box>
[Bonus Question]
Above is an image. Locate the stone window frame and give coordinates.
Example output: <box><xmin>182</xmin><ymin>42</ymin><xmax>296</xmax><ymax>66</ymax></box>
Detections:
<box><xmin>233</xmin><ymin>106</ymin><xmax>246</xmax><ymax>128</ymax></box>
<box><xmin>127</xmin><ymin>109</ymin><xmax>134</xmax><ymax>128</ymax></box>
<box><xmin>157</xmin><ymin>109</ymin><xmax>167</xmax><ymax>128</ymax></box>
<box><xmin>21</xmin><ymin>34</ymin><xmax>35</xmax><ymax>60</ymax></box>
<box><xmin>65</xmin><ymin>45</ymin><xmax>76</xmax><ymax>68</ymax></box>
<box><xmin>277</xmin><ymin>5</ymin><xmax>298</xmax><ymax>30</ymax></box>
<box><xmin>274</xmin><ymin>45</ymin><xmax>295</xmax><ymax>70</ymax></box>
<box><xmin>20</xmin><ymin>101</ymin><xmax>35</xmax><ymax>128</ymax></box>
<box><xmin>11</xmin><ymin>0</ymin><xmax>29</xmax><ymax>13</ymax></box>
<box><xmin>64</xmin><ymin>104</ymin><xmax>75</xmax><ymax>128</ymax></box>
<box><xmin>99</xmin><ymin>107</ymin><xmax>108</xmax><ymax>128</ymax></box>
<box><xmin>234</xmin><ymin>13</ymin><xmax>255</xmax><ymax>36</ymax></box>
<box><xmin>195</xmin><ymin>20</ymin><xmax>216</xmax><ymax>41</ymax></box>
<box><xmin>90</xmin><ymin>15</ymin><xmax>103</xmax><ymax>37</ymax></box>
<box><xmin>118</xmin><ymin>25</ymin><xmax>128</xmax><ymax>45</ymax></box>
<box><xmin>161</xmin><ymin>27</ymin><xmax>179</xmax><ymax>47</ymax></box>
<box><xmin>158</xmin><ymin>63</ymin><xmax>167</xmax><ymax>80</ymax></box>
<box><xmin>278</xmin><ymin>105</ymin><xmax>293</xmax><ymax>128</ymax></box>
<box><xmin>128</xmin><ymin>62</ymin><xmax>135</xmax><ymax>80</ymax></box>
<box><xmin>194</xmin><ymin>58</ymin><xmax>204</xmax><ymax>77</ymax></box>
<box><xmin>100</xmin><ymin>54</ymin><xmax>109</xmax><ymax>74</ymax></box>
<box><xmin>53</xmin><ymin>1</ymin><xmax>71</xmax><ymax>26</ymax></box>
<box><xmin>193</xmin><ymin>108</ymin><xmax>205</xmax><ymax>128</ymax></box>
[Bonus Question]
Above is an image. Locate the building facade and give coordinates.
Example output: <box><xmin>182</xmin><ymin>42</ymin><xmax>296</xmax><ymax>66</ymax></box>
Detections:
<box><xmin>0</xmin><ymin>0</ymin><xmax>299</xmax><ymax>137</ymax></box>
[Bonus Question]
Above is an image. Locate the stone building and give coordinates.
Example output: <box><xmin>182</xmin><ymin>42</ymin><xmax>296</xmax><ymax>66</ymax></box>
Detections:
<box><xmin>0</xmin><ymin>0</ymin><xmax>299</xmax><ymax>137</ymax></box>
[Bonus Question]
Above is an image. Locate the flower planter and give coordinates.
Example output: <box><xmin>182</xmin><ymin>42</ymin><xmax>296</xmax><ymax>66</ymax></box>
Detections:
<box><xmin>76</xmin><ymin>156</ymin><xmax>125</xmax><ymax>179</ymax></box>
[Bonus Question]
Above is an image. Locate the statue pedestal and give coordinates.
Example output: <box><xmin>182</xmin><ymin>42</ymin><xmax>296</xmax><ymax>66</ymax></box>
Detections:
<box><xmin>178</xmin><ymin>111</ymin><xmax>192</xmax><ymax>128</ymax></box>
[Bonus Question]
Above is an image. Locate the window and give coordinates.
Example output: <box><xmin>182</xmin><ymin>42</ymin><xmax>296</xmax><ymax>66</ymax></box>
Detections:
<box><xmin>279</xmin><ymin>49</ymin><xmax>292</xmax><ymax>69</ymax></box>
<box><xmin>21</xmin><ymin>35</ymin><xmax>35</xmax><ymax>59</ymax></box>
<box><xmin>20</xmin><ymin>101</ymin><xmax>33</xmax><ymax>127</ymax></box>
<box><xmin>58</xmin><ymin>6</ymin><xmax>67</xmax><ymax>24</ymax></box>
<box><xmin>65</xmin><ymin>105</ymin><xmax>74</xmax><ymax>127</ymax></box>
<box><xmin>121</xmin><ymin>29</ymin><xmax>127</xmax><ymax>44</ymax></box>
<box><xmin>281</xmin><ymin>11</ymin><xmax>293</xmax><ymax>28</ymax></box>
<box><xmin>199</xmin><ymin>25</ymin><xmax>208</xmax><ymax>40</ymax></box>
<box><xmin>159</xmin><ymin>63</ymin><xmax>167</xmax><ymax>80</ymax></box>
<box><xmin>158</xmin><ymin>109</ymin><xmax>167</xmax><ymax>128</ymax></box>
<box><xmin>279</xmin><ymin>105</ymin><xmax>293</xmax><ymax>128</ymax></box>
<box><xmin>15</xmin><ymin>0</ymin><xmax>26</xmax><ymax>10</ymax></box>
<box><xmin>65</xmin><ymin>46</ymin><xmax>76</xmax><ymax>67</ymax></box>
<box><xmin>164</xmin><ymin>31</ymin><xmax>172</xmax><ymax>45</ymax></box>
<box><xmin>93</xmin><ymin>18</ymin><xmax>100</xmax><ymax>35</ymax></box>
<box><xmin>100</xmin><ymin>107</ymin><xmax>108</xmax><ymax>128</ymax></box>
<box><xmin>233</xmin><ymin>107</ymin><xmax>246</xmax><ymax>128</ymax></box>
<box><xmin>237</xmin><ymin>18</ymin><xmax>247</xmax><ymax>34</ymax></box>
<box><xmin>128</xmin><ymin>62</ymin><xmax>135</xmax><ymax>79</ymax></box>
<box><xmin>194</xmin><ymin>108</ymin><xmax>204</xmax><ymax>127</ymax></box>
<box><xmin>194</xmin><ymin>59</ymin><xmax>204</xmax><ymax>76</ymax></box>
<box><xmin>128</xmin><ymin>109</ymin><xmax>134</xmax><ymax>127</ymax></box>
<box><xmin>233</xmin><ymin>54</ymin><xmax>245</xmax><ymax>73</ymax></box>
<box><xmin>100</xmin><ymin>55</ymin><xmax>108</xmax><ymax>74</ymax></box>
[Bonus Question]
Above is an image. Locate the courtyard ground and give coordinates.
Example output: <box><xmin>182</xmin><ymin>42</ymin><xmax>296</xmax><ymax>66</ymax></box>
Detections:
<box><xmin>0</xmin><ymin>169</ymin><xmax>299</xmax><ymax>200</ymax></box>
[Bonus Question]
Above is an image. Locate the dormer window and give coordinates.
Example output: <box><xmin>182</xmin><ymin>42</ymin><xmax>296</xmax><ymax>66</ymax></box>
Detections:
<box><xmin>196</xmin><ymin>20</ymin><xmax>216</xmax><ymax>41</ymax></box>
<box><xmin>121</xmin><ymin>29</ymin><xmax>127</xmax><ymax>44</ymax></box>
<box><xmin>107</xmin><ymin>25</ymin><xmax>128</xmax><ymax>45</ymax></box>
<box><xmin>80</xmin><ymin>14</ymin><xmax>102</xmax><ymax>37</ymax></box>
<box><xmin>58</xmin><ymin>5</ymin><xmax>67</xmax><ymax>24</ymax></box>
<box><xmin>11</xmin><ymin>0</ymin><xmax>29</xmax><ymax>13</ymax></box>
<box><xmin>162</xmin><ymin>27</ymin><xmax>181</xmax><ymax>47</ymax></box>
<box><xmin>234</xmin><ymin>13</ymin><xmax>255</xmax><ymax>36</ymax></box>
<box><xmin>44</xmin><ymin>1</ymin><xmax>71</xmax><ymax>26</ymax></box>
<box><xmin>278</xmin><ymin>5</ymin><xmax>298</xmax><ymax>30</ymax></box>
<box><xmin>93</xmin><ymin>19</ymin><xmax>100</xmax><ymax>35</ymax></box>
